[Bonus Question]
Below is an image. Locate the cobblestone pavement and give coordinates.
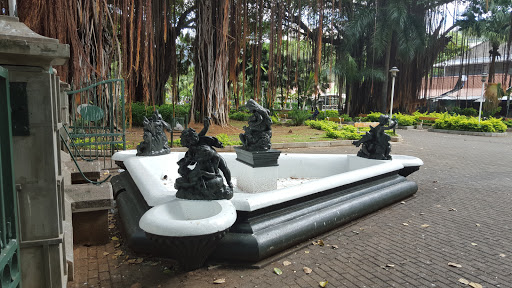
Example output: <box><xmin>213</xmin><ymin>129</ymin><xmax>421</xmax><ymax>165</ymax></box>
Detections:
<box><xmin>68</xmin><ymin>130</ymin><xmax>512</xmax><ymax>288</ymax></box>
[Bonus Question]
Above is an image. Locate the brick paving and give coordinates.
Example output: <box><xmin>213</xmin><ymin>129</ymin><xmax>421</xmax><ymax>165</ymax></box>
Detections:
<box><xmin>67</xmin><ymin>130</ymin><xmax>512</xmax><ymax>288</ymax></box>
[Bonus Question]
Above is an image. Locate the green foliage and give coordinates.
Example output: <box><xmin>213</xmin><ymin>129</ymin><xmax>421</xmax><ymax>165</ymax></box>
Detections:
<box><xmin>482</xmin><ymin>106</ymin><xmax>502</xmax><ymax>118</ymax></box>
<box><xmin>316</xmin><ymin>110</ymin><xmax>338</xmax><ymax>120</ymax></box>
<box><xmin>452</xmin><ymin>107</ymin><xmax>478</xmax><ymax>117</ymax></box>
<box><xmin>129</xmin><ymin>103</ymin><xmax>190</xmax><ymax>126</ymax></box>
<box><xmin>271</xmin><ymin>115</ymin><xmax>280</xmax><ymax>124</ymax></box>
<box><xmin>324</xmin><ymin>110</ymin><xmax>339</xmax><ymax>118</ymax></box>
<box><xmin>169</xmin><ymin>139</ymin><xmax>181</xmax><ymax>147</ymax></box>
<box><xmin>363</xmin><ymin>112</ymin><xmax>383</xmax><ymax>122</ymax></box>
<box><xmin>339</xmin><ymin>114</ymin><xmax>353</xmax><ymax>122</ymax></box>
<box><xmin>229</xmin><ymin>111</ymin><xmax>251</xmax><ymax>121</ymax></box>
<box><xmin>215</xmin><ymin>133</ymin><xmax>242</xmax><ymax>146</ymax></box>
<box><xmin>503</xmin><ymin>119</ymin><xmax>512</xmax><ymax>128</ymax></box>
<box><xmin>305</xmin><ymin>120</ymin><xmax>397</xmax><ymax>140</ymax></box>
<box><xmin>288</xmin><ymin>109</ymin><xmax>312</xmax><ymax>126</ymax></box>
<box><xmin>433</xmin><ymin>115</ymin><xmax>507</xmax><ymax>133</ymax></box>
<box><xmin>130</xmin><ymin>102</ymin><xmax>152</xmax><ymax>126</ymax></box>
<box><xmin>325</xmin><ymin>125</ymin><xmax>362</xmax><ymax>140</ymax></box>
<box><xmin>487</xmin><ymin>117</ymin><xmax>507</xmax><ymax>132</ymax></box>
<box><xmin>305</xmin><ymin>120</ymin><xmax>339</xmax><ymax>131</ymax></box>
<box><xmin>394</xmin><ymin>113</ymin><xmax>416</xmax><ymax>126</ymax></box>
<box><xmin>412</xmin><ymin>111</ymin><xmax>447</xmax><ymax>123</ymax></box>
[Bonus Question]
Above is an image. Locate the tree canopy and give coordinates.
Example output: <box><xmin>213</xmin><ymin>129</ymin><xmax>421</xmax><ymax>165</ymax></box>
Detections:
<box><xmin>2</xmin><ymin>0</ymin><xmax>510</xmax><ymax>124</ymax></box>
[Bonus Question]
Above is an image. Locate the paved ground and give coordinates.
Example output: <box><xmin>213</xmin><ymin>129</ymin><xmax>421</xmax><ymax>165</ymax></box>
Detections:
<box><xmin>68</xmin><ymin>129</ymin><xmax>512</xmax><ymax>288</ymax></box>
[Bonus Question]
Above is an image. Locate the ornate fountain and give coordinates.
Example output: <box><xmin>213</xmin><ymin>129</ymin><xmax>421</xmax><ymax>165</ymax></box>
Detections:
<box><xmin>111</xmin><ymin>103</ymin><xmax>423</xmax><ymax>268</ymax></box>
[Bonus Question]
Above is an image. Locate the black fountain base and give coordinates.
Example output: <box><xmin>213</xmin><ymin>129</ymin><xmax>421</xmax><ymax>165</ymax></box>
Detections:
<box><xmin>111</xmin><ymin>167</ymin><xmax>419</xmax><ymax>265</ymax></box>
<box><xmin>146</xmin><ymin>230</ymin><xmax>228</xmax><ymax>271</ymax></box>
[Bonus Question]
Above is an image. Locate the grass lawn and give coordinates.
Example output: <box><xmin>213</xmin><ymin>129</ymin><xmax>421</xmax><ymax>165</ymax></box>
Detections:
<box><xmin>125</xmin><ymin>120</ymin><xmax>332</xmax><ymax>148</ymax></box>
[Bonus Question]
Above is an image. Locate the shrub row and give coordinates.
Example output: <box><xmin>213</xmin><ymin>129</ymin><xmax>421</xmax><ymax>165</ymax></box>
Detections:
<box><xmin>433</xmin><ymin>115</ymin><xmax>507</xmax><ymax>133</ymax></box>
<box><xmin>316</xmin><ymin>110</ymin><xmax>353</xmax><ymax>122</ymax></box>
<box><xmin>305</xmin><ymin>120</ymin><xmax>362</xmax><ymax>140</ymax></box>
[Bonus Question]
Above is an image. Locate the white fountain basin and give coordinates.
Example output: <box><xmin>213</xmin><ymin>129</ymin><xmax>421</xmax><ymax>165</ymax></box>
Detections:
<box><xmin>113</xmin><ymin>151</ymin><xmax>423</xmax><ymax>210</ymax></box>
<box><xmin>139</xmin><ymin>199</ymin><xmax>236</xmax><ymax>237</ymax></box>
<box><xmin>112</xmin><ymin>150</ymin><xmax>423</xmax><ymax>263</ymax></box>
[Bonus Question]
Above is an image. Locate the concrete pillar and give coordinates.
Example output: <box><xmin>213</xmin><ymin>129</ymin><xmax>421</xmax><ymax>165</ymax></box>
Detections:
<box><xmin>0</xmin><ymin>15</ymin><xmax>70</xmax><ymax>288</ymax></box>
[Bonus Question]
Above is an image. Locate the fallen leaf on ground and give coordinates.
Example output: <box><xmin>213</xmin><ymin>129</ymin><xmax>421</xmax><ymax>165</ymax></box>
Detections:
<box><xmin>448</xmin><ymin>262</ymin><xmax>462</xmax><ymax>268</ymax></box>
<box><xmin>499</xmin><ymin>254</ymin><xmax>506</xmax><ymax>257</ymax></box>
<box><xmin>303</xmin><ymin>267</ymin><xmax>312</xmax><ymax>274</ymax></box>
<box><xmin>283</xmin><ymin>261</ymin><xmax>291</xmax><ymax>266</ymax></box>
<box><xmin>352</xmin><ymin>231</ymin><xmax>359</xmax><ymax>234</ymax></box>
<box><xmin>331</xmin><ymin>245</ymin><xmax>338</xmax><ymax>249</ymax></box>
<box><xmin>400</xmin><ymin>201</ymin><xmax>406</xmax><ymax>204</ymax></box>
<box><xmin>213</xmin><ymin>278</ymin><xmax>226</xmax><ymax>284</ymax></box>
<box><xmin>436</xmin><ymin>205</ymin><xmax>441</xmax><ymax>207</ymax></box>
<box><xmin>468</xmin><ymin>282</ymin><xmax>483</xmax><ymax>288</ymax></box>
<box><xmin>421</xmin><ymin>224</ymin><xmax>430</xmax><ymax>228</ymax></box>
<box><xmin>471</xmin><ymin>243</ymin><xmax>478</xmax><ymax>246</ymax></box>
<box><xmin>127</xmin><ymin>259</ymin><xmax>137</xmax><ymax>264</ymax></box>
<box><xmin>419</xmin><ymin>213</ymin><xmax>425</xmax><ymax>215</ymax></box>
<box><xmin>109</xmin><ymin>224</ymin><xmax>115</xmax><ymax>229</ymax></box>
<box><xmin>458</xmin><ymin>278</ymin><xmax>470</xmax><ymax>285</ymax></box>
<box><xmin>112</xmin><ymin>236</ymin><xmax>119</xmax><ymax>241</ymax></box>
<box><xmin>304</xmin><ymin>251</ymin><xmax>310</xmax><ymax>254</ymax></box>
<box><xmin>103</xmin><ymin>252</ymin><xmax>109</xmax><ymax>256</ymax></box>
<box><xmin>319</xmin><ymin>281</ymin><xmax>328</xmax><ymax>287</ymax></box>
<box><xmin>115</xmin><ymin>243</ymin><xmax>121</xmax><ymax>248</ymax></box>
<box><xmin>135</xmin><ymin>258</ymin><xmax>143</xmax><ymax>264</ymax></box>
<box><xmin>274</xmin><ymin>268</ymin><xmax>283</xmax><ymax>275</ymax></box>
<box><xmin>449</xmin><ymin>208</ymin><xmax>457</xmax><ymax>211</ymax></box>
<box><xmin>386</xmin><ymin>264</ymin><xmax>395</xmax><ymax>267</ymax></box>
<box><xmin>475</xmin><ymin>223</ymin><xmax>480</xmax><ymax>227</ymax></box>
<box><xmin>402</xmin><ymin>223</ymin><xmax>409</xmax><ymax>226</ymax></box>
<box><xmin>163</xmin><ymin>268</ymin><xmax>172</xmax><ymax>274</ymax></box>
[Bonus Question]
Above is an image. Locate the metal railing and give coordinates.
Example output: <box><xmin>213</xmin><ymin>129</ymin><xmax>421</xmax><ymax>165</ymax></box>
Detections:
<box><xmin>66</xmin><ymin>79</ymin><xmax>125</xmax><ymax>168</ymax></box>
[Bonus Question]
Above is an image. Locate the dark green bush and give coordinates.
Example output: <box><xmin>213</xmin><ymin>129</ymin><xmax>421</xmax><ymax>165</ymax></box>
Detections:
<box><xmin>339</xmin><ymin>114</ymin><xmax>353</xmax><ymax>122</ymax></box>
<box><xmin>453</xmin><ymin>107</ymin><xmax>478</xmax><ymax>117</ymax></box>
<box><xmin>130</xmin><ymin>102</ymin><xmax>152</xmax><ymax>126</ymax></box>
<box><xmin>229</xmin><ymin>111</ymin><xmax>251</xmax><ymax>121</ymax></box>
<box><xmin>129</xmin><ymin>103</ymin><xmax>190</xmax><ymax>126</ymax></box>
<box><xmin>363</xmin><ymin>112</ymin><xmax>383</xmax><ymax>122</ymax></box>
<box><xmin>288</xmin><ymin>109</ymin><xmax>312</xmax><ymax>126</ymax></box>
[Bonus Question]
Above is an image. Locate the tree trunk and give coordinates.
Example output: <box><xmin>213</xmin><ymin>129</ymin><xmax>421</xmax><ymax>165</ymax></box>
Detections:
<box><xmin>380</xmin><ymin>34</ymin><xmax>392</xmax><ymax>113</ymax></box>
<box><xmin>488</xmin><ymin>45</ymin><xmax>499</xmax><ymax>83</ymax></box>
<box><xmin>191</xmin><ymin>0</ymin><xmax>230</xmax><ymax>126</ymax></box>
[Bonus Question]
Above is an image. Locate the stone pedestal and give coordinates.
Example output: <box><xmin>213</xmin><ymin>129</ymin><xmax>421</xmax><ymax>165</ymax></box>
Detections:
<box><xmin>0</xmin><ymin>15</ymin><xmax>70</xmax><ymax>288</ymax></box>
<box><xmin>234</xmin><ymin>147</ymin><xmax>281</xmax><ymax>193</ymax></box>
<box><xmin>235</xmin><ymin>164</ymin><xmax>278</xmax><ymax>193</ymax></box>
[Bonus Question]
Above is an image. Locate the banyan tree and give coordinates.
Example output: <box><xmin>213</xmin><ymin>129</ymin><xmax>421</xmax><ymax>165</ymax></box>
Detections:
<box><xmin>2</xmin><ymin>0</ymin><xmax>509</xmax><ymax>121</ymax></box>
